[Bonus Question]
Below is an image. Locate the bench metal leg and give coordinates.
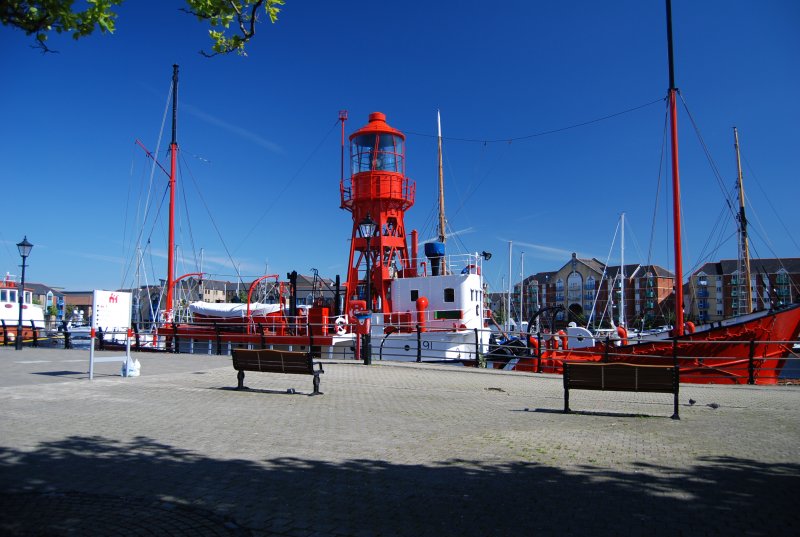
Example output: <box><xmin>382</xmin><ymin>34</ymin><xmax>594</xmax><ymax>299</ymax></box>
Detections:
<box><xmin>312</xmin><ymin>373</ymin><xmax>322</xmax><ymax>396</ymax></box>
<box><xmin>671</xmin><ymin>388</ymin><xmax>680</xmax><ymax>420</ymax></box>
<box><xmin>236</xmin><ymin>369</ymin><xmax>246</xmax><ymax>390</ymax></box>
<box><xmin>671</xmin><ymin>366</ymin><xmax>680</xmax><ymax>420</ymax></box>
<box><xmin>564</xmin><ymin>387</ymin><xmax>570</xmax><ymax>413</ymax></box>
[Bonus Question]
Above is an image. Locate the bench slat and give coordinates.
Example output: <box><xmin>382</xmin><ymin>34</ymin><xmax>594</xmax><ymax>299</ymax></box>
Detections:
<box><xmin>563</xmin><ymin>362</ymin><xmax>678</xmax><ymax>419</ymax></box>
<box><xmin>231</xmin><ymin>348</ymin><xmax>323</xmax><ymax>395</ymax></box>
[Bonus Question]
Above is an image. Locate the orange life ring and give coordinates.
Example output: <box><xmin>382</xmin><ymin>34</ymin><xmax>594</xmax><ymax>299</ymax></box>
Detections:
<box><xmin>616</xmin><ymin>326</ymin><xmax>628</xmax><ymax>345</ymax></box>
<box><xmin>557</xmin><ymin>329</ymin><xmax>568</xmax><ymax>350</ymax></box>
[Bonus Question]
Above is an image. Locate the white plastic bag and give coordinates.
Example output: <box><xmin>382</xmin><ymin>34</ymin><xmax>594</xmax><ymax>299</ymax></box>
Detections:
<box><xmin>121</xmin><ymin>358</ymin><xmax>141</xmax><ymax>377</ymax></box>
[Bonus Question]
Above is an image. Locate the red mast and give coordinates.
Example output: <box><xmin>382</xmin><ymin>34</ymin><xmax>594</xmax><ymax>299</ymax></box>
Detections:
<box><xmin>165</xmin><ymin>64</ymin><xmax>179</xmax><ymax>318</ymax></box>
<box><xmin>340</xmin><ymin>112</ymin><xmax>416</xmax><ymax>314</ymax></box>
<box><xmin>666</xmin><ymin>0</ymin><xmax>684</xmax><ymax>336</ymax></box>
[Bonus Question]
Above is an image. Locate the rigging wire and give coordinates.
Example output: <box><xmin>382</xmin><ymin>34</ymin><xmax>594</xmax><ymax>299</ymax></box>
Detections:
<box><xmin>403</xmin><ymin>97</ymin><xmax>665</xmax><ymax>144</ymax></box>
<box><xmin>120</xmin><ymin>80</ymin><xmax>173</xmax><ymax>288</ymax></box>
<box><xmin>120</xmin><ymin>175</ymin><xmax>170</xmax><ymax>288</ymax></box>
<box><xmin>177</xmin><ymin>157</ymin><xmax>200</xmax><ymax>272</ymax></box>
<box><xmin>233</xmin><ymin>118</ymin><xmax>341</xmax><ymax>254</ymax></box>
<box><xmin>742</xmin><ymin>154</ymin><xmax>800</xmax><ymax>254</ymax></box>
<box><xmin>180</xmin><ymin>153</ymin><xmax>243</xmax><ymax>286</ymax></box>
<box><xmin>646</xmin><ymin>101</ymin><xmax>669</xmax><ymax>273</ymax></box>
<box><xmin>678</xmin><ymin>93</ymin><xmax>737</xmax><ymax>222</ymax></box>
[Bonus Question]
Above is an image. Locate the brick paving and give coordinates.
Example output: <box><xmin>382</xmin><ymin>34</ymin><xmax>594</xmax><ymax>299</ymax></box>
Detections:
<box><xmin>0</xmin><ymin>347</ymin><xmax>798</xmax><ymax>536</ymax></box>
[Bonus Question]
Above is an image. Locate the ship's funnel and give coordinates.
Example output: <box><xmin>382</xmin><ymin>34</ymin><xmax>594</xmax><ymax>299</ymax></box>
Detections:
<box><xmin>424</xmin><ymin>242</ymin><xmax>445</xmax><ymax>276</ymax></box>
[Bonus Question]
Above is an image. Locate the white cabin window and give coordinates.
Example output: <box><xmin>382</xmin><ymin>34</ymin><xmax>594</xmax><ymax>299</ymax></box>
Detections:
<box><xmin>444</xmin><ymin>288</ymin><xmax>455</xmax><ymax>303</ymax></box>
<box><xmin>0</xmin><ymin>290</ymin><xmax>6</xmax><ymax>302</ymax></box>
<box><xmin>9</xmin><ymin>290</ymin><xmax>17</xmax><ymax>303</ymax></box>
<box><xmin>410</xmin><ymin>290</ymin><xmax>419</xmax><ymax>302</ymax></box>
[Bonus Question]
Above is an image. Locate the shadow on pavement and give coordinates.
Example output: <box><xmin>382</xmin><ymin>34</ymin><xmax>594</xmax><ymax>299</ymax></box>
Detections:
<box><xmin>31</xmin><ymin>371</ymin><xmax>85</xmax><ymax>377</ymax></box>
<box><xmin>0</xmin><ymin>436</ymin><xmax>798</xmax><ymax>536</ymax></box>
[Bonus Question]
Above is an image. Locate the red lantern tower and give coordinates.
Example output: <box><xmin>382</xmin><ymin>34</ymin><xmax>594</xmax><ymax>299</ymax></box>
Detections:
<box><xmin>340</xmin><ymin>112</ymin><xmax>416</xmax><ymax>315</ymax></box>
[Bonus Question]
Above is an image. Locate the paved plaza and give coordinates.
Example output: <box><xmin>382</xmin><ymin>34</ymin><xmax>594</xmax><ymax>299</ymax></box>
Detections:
<box><xmin>0</xmin><ymin>347</ymin><xmax>798</xmax><ymax>536</ymax></box>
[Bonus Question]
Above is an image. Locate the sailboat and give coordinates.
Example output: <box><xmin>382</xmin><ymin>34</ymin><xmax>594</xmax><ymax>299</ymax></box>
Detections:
<box><xmin>502</xmin><ymin>0</ymin><xmax>800</xmax><ymax>384</ymax></box>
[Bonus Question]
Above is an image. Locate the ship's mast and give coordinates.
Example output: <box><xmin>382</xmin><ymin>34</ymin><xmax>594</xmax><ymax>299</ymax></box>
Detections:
<box><xmin>437</xmin><ymin>110</ymin><xmax>446</xmax><ymax>244</ymax></box>
<box><xmin>734</xmin><ymin>127</ymin><xmax>753</xmax><ymax>314</ymax></box>
<box><xmin>666</xmin><ymin>0</ymin><xmax>684</xmax><ymax>335</ymax></box>
<box><xmin>620</xmin><ymin>212</ymin><xmax>626</xmax><ymax>328</ymax></box>
<box><xmin>507</xmin><ymin>241</ymin><xmax>512</xmax><ymax>332</ymax></box>
<box><xmin>165</xmin><ymin>64</ymin><xmax>179</xmax><ymax>318</ymax></box>
<box><xmin>520</xmin><ymin>250</ymin><xmax>525</xmax><ymax>330</ymax></box>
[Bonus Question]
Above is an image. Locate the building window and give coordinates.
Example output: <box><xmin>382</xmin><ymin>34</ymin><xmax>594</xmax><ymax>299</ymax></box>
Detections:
<box><xmin>555</xmin><ymin>279</ymin><xmax>564</xmax><ymax>291</ymax></box>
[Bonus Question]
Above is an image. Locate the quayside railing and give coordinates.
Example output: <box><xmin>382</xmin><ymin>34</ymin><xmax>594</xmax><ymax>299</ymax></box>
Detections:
<box><xmin>25</xmin><ymin>318</ymin><xmax>800</xmax><ymax>385</ymax></box>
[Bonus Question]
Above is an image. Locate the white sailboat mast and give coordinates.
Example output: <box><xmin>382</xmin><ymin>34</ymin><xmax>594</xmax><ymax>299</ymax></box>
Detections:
<box><xmin>520</xmin><ymin>251</ymin><xmax>525</xmax><ymax>331</ymax></box>
<box><xmin>507</xmin><ymin>241</ymin><xmax>512</xmax><ymax>332</ymax></box>
<box><xmin>620</xmin><ymin>212</ymin><xmax>625</xmax><ymax>328</ymax></box>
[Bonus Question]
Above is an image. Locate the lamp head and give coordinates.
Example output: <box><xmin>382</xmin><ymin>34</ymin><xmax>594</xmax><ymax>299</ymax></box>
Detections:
<box><xmin>358</xmin><ymin>214</ymin><xmax>377</xmax><ymax>239</ymax></box>
<box><xmin>17</xmin><ymin>236</ymin><xmax>33</xmax><ymax>258</ymax></box>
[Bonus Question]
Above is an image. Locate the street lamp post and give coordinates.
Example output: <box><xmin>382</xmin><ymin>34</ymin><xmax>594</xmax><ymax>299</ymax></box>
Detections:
<box><xmin>358</xmin><ymin>214</ymin><xmax>377</xmax><ymax>365</ymax></box>
<box><xmin>15</xmin><ymin>236</ymin><xmax>33</xmax><ymax>350</ymax></box>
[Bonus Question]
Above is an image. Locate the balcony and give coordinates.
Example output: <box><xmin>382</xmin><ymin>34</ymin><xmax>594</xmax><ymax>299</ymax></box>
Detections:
<box><xmin>698</xmin><ymin>301</ymin><xmax>708</xmax><ymax>310</ymax></box>
<box><xmin>645</xmin><ymin>290</ymin><xmax>656</xmax><ymax>298</ymax></box>
<box><xmin>697</xmin><ymin>288</ymin><xmax>709</xmax><ymax>298</ymax></box>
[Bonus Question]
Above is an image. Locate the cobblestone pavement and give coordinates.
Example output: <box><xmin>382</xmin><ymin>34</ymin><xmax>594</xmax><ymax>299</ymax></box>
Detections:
<box><xmin>1</xmin><ymin>347</ymin><xmax>798</xmax><ymax>536</ymax></box>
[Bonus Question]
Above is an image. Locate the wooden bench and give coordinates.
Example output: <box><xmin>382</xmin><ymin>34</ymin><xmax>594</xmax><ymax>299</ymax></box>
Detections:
<box><xmin>563</xmin><ymin>362</ymin><xmax>679</xmax><ymax>419</ymax></box>
<box><xmin>231</xmin><ymin>349</ymin><xmax>324</xmax><ymax>395</ymax></box>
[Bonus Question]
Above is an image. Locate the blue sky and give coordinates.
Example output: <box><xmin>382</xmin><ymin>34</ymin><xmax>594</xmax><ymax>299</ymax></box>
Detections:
<box><xmin>1</xmin><ymin>0</ymin><xmax>798</xmax><ymax>295</ymax></box>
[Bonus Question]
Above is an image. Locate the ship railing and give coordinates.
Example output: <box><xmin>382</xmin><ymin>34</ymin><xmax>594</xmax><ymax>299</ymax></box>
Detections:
<box><xmin>413</xmin><ymin>252</ymin><xmax>484</xmax><ymax>278</ymax></box>
<box><xmin>0</xmin><ymin>318</ymin><xmax>45</xmax><ymax>348</ymax></box>
<box><xmin>33</xmin><ymin>317</ymin><xmax>798</xmax><ymax>385</ymax></box>
<box><xmin>524</xmin><ymin>330</ymin><xmax>800</xmax><ymax>385</ymax></box>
